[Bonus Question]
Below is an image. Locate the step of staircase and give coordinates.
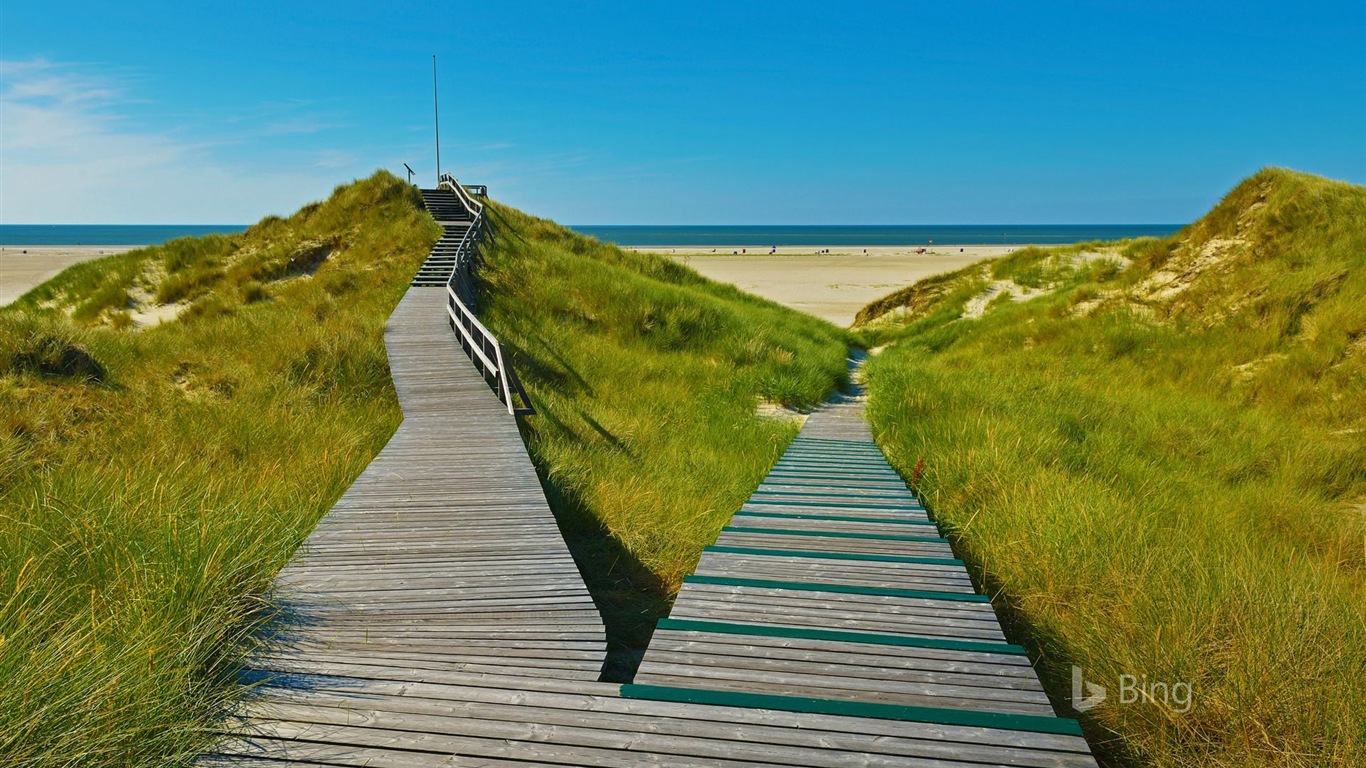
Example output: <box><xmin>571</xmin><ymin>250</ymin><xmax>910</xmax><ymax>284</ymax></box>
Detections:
<box><xmin>413</xmin><ymin>187</ymin><xmax>480</xmax><ymax>286</ymax></box>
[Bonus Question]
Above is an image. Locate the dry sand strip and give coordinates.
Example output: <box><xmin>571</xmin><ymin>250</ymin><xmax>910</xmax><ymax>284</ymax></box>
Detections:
<box><xmin>1</xmin><ymin>246</ymin><xmax>139</xmax><ymax>307</ymax></box>
<box><xmin>647</xmin><ymin>245</ymin><xmax>1023</xmax><ymax>327</ymax></box>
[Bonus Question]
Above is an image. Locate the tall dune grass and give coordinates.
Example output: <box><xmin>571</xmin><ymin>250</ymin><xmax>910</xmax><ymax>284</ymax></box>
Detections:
<box><xmin>0</xmin><ymin>171</ymin><xmax>437</xmax><ymax>766</ymax></box>
<box><xmin>859</xmin><ymin>168</ymin><xmax>1366</xmax><ymax>767</ymax></box>
<box><xmin>0</xmin><ymin>174</ymin><xmax>851</xmax><ymax>763</ymax></box>
<box><xmin>475</xmin><ymin>202</ymin><xmax>853</xmax><ymax>675</ymax></box>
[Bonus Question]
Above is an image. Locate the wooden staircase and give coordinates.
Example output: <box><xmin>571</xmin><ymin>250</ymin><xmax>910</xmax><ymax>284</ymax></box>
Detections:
<box><xmin>411</xmin><ymin>188</ymin><xmax>474</xmax><ymax>286</ymax></box>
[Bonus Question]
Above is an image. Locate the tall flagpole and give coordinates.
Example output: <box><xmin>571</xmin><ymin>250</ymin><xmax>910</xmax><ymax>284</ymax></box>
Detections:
<box><xmin>432</xmin><ymin>55</ymin><xmax>441</xmax><ymax>184</ymax></box>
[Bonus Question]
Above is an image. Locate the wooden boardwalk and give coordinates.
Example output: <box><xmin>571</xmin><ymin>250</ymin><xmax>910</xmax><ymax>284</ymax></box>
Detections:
<box><xmin>206</xmin><ymin>286</ymin><xmax>608</xmax><ymax>761</ymax></box>
<box><xmin>625</xmin><ymin>388</ymin><xmax>1092</xmax><ymax>752</ymax></box>
<box><xmin>209</xmin><ymin>324</ymin><xmax>1098</xmax><ymax>765</ymax></box>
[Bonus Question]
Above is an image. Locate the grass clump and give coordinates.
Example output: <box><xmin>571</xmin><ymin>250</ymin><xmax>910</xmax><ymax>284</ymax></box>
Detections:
<box><xmin>857</xmin><ymin>168</ymin><xmax>1366</xmax><ymax>767</ymax></box>
<box><xmin>0</xmin><ymin>170</ymin><xmax>437</xmax><ymax>766</ymax></box>
<box><xmin>1</xmin><ymin>317</ymin><xmax>107</xmax><ymax>382</ymax></box>
<box><xmin>475</xmin><ymin>202</ymin><xmax>852</xmax><ymax>673</ymax></box>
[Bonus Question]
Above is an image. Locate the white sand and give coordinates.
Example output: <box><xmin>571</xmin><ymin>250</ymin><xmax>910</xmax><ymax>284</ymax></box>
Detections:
<box><xmin>1</xmin><ymin>246</ymin><xmax>139</xmax><ymax>307</ymax></box>
<box><xmin>643</xmin><ymin>245</ymin><xmax>1024</xmax><ymax>327</ymax></box>
<box><xmin>1</xmin><ymin>241</ymin><xmax>1028</xmax><ymax>328</ymax></box>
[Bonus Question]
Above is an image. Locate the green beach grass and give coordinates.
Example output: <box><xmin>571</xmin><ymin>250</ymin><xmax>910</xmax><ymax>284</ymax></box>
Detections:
<box><xmin>857</xmin><ymin>168</ymin><xmax>1366</xmax><ymax>767</ymax></box>
<box><xmin>474</xmin><ymin>201</ymin><xmax>852</xmax><ymax>674</ymax></box>
<box><xmin>0</xmin><ymin>172</ymin><xmax>851</xmax><ymax>763</ymax></box>
<box><xmin>0</xmin><ymin>172</ymin><xmax>438</xmax><ymax>765</ymax></box>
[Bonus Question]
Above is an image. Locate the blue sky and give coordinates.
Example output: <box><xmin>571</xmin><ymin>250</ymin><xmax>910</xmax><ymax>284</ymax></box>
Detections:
<box><xmin>2</xmin><ymin>1</ymin><xmax>1362</xmax><ymax>224</ymax></box>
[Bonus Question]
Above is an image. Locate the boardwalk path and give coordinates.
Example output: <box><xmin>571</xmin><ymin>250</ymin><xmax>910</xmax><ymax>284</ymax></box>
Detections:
<box><xmin>208</xmin><ymin>178</ymin><xmax>1095</xmax><ymax>763</ymax></box>
<box><xmin>211</xmin><ymin>329</ymin><xmax>1097</xmax><ymax>764</ymax></box>
<box><xmin>626</xmin><ymin>386</ymin><xmax>1091</xmax><ymax>748</ymax></box>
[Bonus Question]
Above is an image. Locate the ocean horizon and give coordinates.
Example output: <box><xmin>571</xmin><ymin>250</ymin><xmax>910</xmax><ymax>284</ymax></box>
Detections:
<box><xmin>0</xmin><ymin>224</ymin><xmax>247</xmax><ymax>246</ymax></box>
<box><xmin>571</xmin><ymin>224</ymin><xmax>1181</xmax><ymax>246</ymax></box>
<box><xmin>1</xmin><ymin>223</ymin><xmax>1182</xmax><ymax>248</ymax></box>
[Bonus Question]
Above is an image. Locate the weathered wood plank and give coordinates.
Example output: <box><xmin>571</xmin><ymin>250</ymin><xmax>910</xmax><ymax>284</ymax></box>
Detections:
<box><xmin>208</xmin><ymin>282</ymin><xmax>1096</xmax><ymax>766</ymax></box>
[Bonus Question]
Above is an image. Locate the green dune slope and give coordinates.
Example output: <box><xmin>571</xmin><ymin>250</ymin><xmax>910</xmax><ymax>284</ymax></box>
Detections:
<box><xmin>858</xmin><ymin>168</ymin><xmax>1366</xmax><ymax>767</ymax></box>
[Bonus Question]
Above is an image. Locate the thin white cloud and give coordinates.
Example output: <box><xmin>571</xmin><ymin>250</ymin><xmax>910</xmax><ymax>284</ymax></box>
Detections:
<box><xmin>0</xmin><ymin>59</ymin><xmax>373</xmax><ymax>224</ymax></box>
<box><xmin>313</xmin><ymin>149</ymin><xmax>359</xmax><ymax>169</ymax></box>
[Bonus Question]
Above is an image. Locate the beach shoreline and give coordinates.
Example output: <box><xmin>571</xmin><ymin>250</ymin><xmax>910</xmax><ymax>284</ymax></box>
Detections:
<box><xmin>2</xmin><ymin>241</ymin><xmax>1031</xmax><ymax>324</ymax></box>
<box><xmin>643</xmin><ymin>244</ymin><xmax>1030</xmax><ymax>326</ymax></box>
<box><xmin>628</xmin><ymin>244</ymin><xmax>1025</xmax><ymax>258</ymax></box>
<box><xmin>1</xmin><ymin>245</ymin><xmax>140</xmax><ymax>307</ymax></box>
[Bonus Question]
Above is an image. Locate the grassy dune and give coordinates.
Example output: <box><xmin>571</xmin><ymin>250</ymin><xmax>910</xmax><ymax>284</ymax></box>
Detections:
<box><xmin>857</xmin><ymin>169</ymin><xmax>1366</xmax><ymax>767</ymax></box>
<box><xmin>0</xmin><ymin>172</ymin><xmax>438</xmax><ymax>765</ymax></box>
<box><xmin>0</xmin><ymin>174</ymin><xmax>851</xmax><ymax>762</ymax></box>
<box><xmin>474</xmin><ymin>201</ymin><xmax>852</xmax><ymax>674</ymax></box>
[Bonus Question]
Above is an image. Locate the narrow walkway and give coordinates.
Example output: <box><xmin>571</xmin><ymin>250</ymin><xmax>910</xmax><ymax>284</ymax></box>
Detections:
<box><xmin>207</xmin><ymin>287</ymin><xmax>607</xmax><ymax>761</ymax></box>
<box><xmin>625</xmin><ymin>387</ymin><xmax>1088</xmax><ymax>748</ymax></box>
<box><xmin>210</xmin><ymin>345</ymin><xmax>1098</xmax><ymax>765</ymax></box>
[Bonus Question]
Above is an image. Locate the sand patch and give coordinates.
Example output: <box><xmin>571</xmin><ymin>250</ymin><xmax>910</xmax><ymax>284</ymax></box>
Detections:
<box><xmin>962</xmin><ymin>268</ymin><xmax>1045</xmax><ymax>319</ymax></box>
<box><xmin>1</xmin><ymin>246</ymin><xmax>138</xmax><ymax>306</ymax></box>
<box><xmin>663</xmin><ymin>246</ymin><xmax>1015</xmax><ymax>326</ymax></box>
<box><xmin>129</xmin><ymin>303</ymin><xmax>186</xmax><ymax>328</ymax></box>
<box><xmin>756</xmin><ymin>399</ymin><xmax>808</xmax><ymax>425</ymax></box>
<box><xmin>1137</xmin><ymin>236</ymin><xmax>1243</xmax><ymax>302</ymax></box>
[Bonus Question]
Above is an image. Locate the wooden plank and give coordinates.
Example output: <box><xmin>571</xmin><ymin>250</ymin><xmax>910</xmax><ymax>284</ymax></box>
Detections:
<box><xmin>209</xmin><ymin>282</ymin><xmax>1098</xmax><ymax>767</ymax></box>
<box><xmin>650</xmin><ymin>619</ymin><xmax>1025</xmax><ymax>655</ymax></box>
<box><xmin>704</xmin><ymin>544</ymin><xmax>962</xmax><ymax>565</ymax></box>
<box><xmin>619</xmin><ymin>685</ymin><xmax>1084</xmax><ymax>736</ymax></box>
<box><xmin>621</xmin><ymin>391</ymin><xmax>1097</xmax><ymax>766</ymax></box>
<box><xmin>683</xmin><ymin>575</ymin><xmax>990</xmax><ymax>603</ymax></box>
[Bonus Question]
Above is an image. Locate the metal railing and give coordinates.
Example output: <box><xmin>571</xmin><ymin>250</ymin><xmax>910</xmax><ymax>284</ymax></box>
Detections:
<box><xmin>436</xmin><ymin>173</ymin><xmax>533</xmax><ymax>416</ymax></box>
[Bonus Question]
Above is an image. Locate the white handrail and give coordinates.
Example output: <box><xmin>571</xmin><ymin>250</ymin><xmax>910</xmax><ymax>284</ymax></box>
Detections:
<box><xmin>437</xmin><ymin>172</ymin><xmax>483</xmax><ymax>287</ymax></box>
<box><xmin>445</xmin><ymin>287</ymin><xmax>501</xmax><ymax>375</ymax></box>
<box><xmin>434</xmin><ymin>173</ymin><xmax>530</xmax><ymax>416</ymax></box>
<box><xmin>439</xmin><ymin>172</ymin><xmax>484</xmax><ymax>217</ymax></box>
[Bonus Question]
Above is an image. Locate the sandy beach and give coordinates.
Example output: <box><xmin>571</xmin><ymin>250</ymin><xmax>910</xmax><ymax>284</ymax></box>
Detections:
<box><xmin>1</xmin><ymin>241</ymin><xmax>1020</xmax><ymax>326</ymax></box>
<box><xmin>643</xmin><ymin>245</ymin><xmax>1020</xmax><ymax>327</ymax></box>
<box><xmin>0</xmin><ymin>246</ymin><xmax>138</xmax><ymax>307</ymax></box>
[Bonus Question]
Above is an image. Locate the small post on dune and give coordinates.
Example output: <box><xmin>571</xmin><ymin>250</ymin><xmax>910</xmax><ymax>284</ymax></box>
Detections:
<box><xmin>432</xmin><ymin>55</ymin><xmax>441</xmax><ymax>185</ymax></box>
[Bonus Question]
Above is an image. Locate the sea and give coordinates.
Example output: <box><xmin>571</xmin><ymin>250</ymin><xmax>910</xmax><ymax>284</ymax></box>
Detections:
<box><xmin>0</xmin><ymin>223</ymin><xmax>1182</xmax><ymax>248</ymax></box>
<box><xmin>569</xmin><ymin>224</ymin><xmax>1182</xmax><ymax>247</ymax></box>
<box><xmin>0</xmin><ymin>225</ymin><xmax>247</xmax><ymax>246</ymax></box>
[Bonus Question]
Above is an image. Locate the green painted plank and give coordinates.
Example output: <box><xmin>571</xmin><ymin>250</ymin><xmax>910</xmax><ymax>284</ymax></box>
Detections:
<box><xmin>684</xmin><ymin>574</ymin><xmax>989</xmax><ymax>603</ymax></box>
<box><xmin>723</xmin><ymin>525</ymin><xmax>947</xmax><ymax>543</ymax></box>
<box><xmin>769</xmin><ymin>464</ymin><xmax>902</xmax><ymax>477</ymax></box>
<box><xmin>754</xmin><ymin>489</ymin><xmax>916</xmax><ymax>501</ymax></box>
<box><xmin>754</xmin><ymin>481</ymin><xmax>912</xmax><ymax>491</ymax></box>
<box><xmin>782</xmin><ymin>450</ymin><xmax>886</xmax><ymax>459</ymax></box>
<box><xmin>706</xmin><ymin>545</ymin><xmax>961</xmax><ymax>566</ymax></box>
<box><xmin>775</xmin><ymin>459</ymin><xmax>901</xmax><ymax>472</ymax></box>
<box><xmin>654</xmin><ymin>618</ymin><xmax>1024</xmax><ymax>655</ymax></box>
<box><xmin>778</xmin><ymin>450</ymin><xmax>890</xmax><ymax>459</ymax></box>
<box><xmin>745</xmin><ymin>498</ymin><xmax>926</xmax><ymax>512</ymax></box>
<box><xmin>760</xmin><ymin>476</ymin><xmax>908</xmax><ymax>487</ymax></box>
<box><xmin>791</xmin><ymin>437</ymin><xmax>880</xmax><ymax>447</ymax></box>
<box><xmin>619</xmin><ymin>685</ymin><xmax>1079</xmax><ymax>735</ymax></box>
<box><xmin>734</xmin><ymin>511</ymin><xmax>937</xmax><ymax>526</ymax></box>
<box><xmin>762</xmin><ymin>479</ymin><xmax>909</xmax><ymax>490</ymax></box>
<box><xmin>775</xmin><ymin>458</ymin><xmax>897</xmax><ymax>470</ymax></box>
<box><xmin>762</xmin><ymin>474</ymin><xmax>911</xmax><ymax>487</ymax></box>
<box><xmin>784</xmin><ymin>445</ymin><xmax>884</xmax><ymax>453</ymax></box>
